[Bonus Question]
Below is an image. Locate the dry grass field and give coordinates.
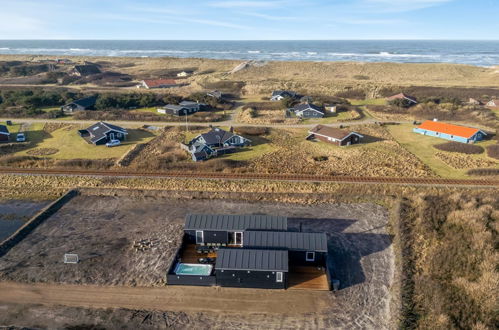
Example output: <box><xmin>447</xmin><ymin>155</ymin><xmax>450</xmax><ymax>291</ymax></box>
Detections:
<box><xmin>398</xmin><ymin>192</ymin><xmax>498</xmax><ymax>329</ymax></box>
<box><xmin>245</xmin><ymin>125</ymin><xmax>435</xmax><ymax>177</ymax></box>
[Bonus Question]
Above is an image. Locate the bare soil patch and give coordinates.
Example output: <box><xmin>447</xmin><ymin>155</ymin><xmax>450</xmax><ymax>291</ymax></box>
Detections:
<box><xmin>0</xmin><ymin>193</ymin><xmax>394</xmax><ymax>329</ymax></box>
<box><xmin>0</xmin><ymin>200</ymin><xmax>50</xmax><ymax>241</ymax></box>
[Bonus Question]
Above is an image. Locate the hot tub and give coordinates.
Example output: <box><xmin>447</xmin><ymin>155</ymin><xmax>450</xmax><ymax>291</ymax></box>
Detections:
<box><xmin>174</xmin><ymin>263</ymin><xmax>213</xmax><ymax>276</ymax></box>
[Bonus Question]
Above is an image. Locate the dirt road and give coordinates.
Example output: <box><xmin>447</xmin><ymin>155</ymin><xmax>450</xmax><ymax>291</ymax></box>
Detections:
<box><xmin>0</xmin><ymin>116</ymin><xmax>393</xmax><ymax>129</ymax></box>
<box><xmin>0</xmin><ymin>281</ymin><xmax>330</xmax><ymax>315</ymax></box>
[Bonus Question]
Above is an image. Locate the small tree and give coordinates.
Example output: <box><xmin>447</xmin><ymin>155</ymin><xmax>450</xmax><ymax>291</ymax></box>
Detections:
<box><xmin>388</xmin><ymin>98</ymin><xmax>413</xmax><ymax>108</ymax></box>
<box><xmin>280</xmin><ymin>96</ymin><xmax>296</xmax><ymax>109</ymax></box>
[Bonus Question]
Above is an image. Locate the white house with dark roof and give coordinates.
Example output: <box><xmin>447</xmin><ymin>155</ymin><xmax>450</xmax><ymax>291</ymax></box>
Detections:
<box><xmin>0</xmin><ymin>125</ymin><xmax>10</xmax><ymax>142</ymax></box>
<box><xmin>292</xmin><ymin>103</ymin><xmax>324</xmax><ymax>118</ymax></box>
<box><xmin>270</xmin><ymin>90</ymin><xmax>298</xmax><ymax>101</ymax></box>
<box><xmin>184</xmin><ymin>127</ymin><xmax>251</xmax><ymax>161</ymax></box>
<box><xmin>158</xmin><ymin>100</ymin><xmax>206</xmax><ymax>116</ymax></box>
<box><xmin>61</xmin><ymin>96</ymin><xmax>97</xmax><ymax>113</ymax></box>
<box><xmin>78</xmin><ymin>121</ymin><xmax>128</xmax><ymax>145</ymax></box>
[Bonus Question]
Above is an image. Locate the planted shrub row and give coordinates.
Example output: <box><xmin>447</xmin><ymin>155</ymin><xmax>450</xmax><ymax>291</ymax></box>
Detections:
<box><xmin>433</xmin><ymin>141</ymin><xmax>484</xmax><ymax>154</ymax></box>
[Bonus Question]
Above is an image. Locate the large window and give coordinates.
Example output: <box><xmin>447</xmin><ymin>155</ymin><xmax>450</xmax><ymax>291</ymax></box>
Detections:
<box><xmin>195</xmin><ymin>230</ymin><xmax>204</xmax><ymax>244</ymax></box>
<box><xmin>306</xmin><ymin>251</ymin><xmax>315</xmax><ymax>261</ymax></box>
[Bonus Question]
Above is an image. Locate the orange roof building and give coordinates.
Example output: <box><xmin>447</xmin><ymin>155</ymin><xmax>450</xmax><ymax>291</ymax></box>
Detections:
<box><xmin>413</xmin><ymin>120</ymin><xmax>486</xmax><ymax>144</ymax></box>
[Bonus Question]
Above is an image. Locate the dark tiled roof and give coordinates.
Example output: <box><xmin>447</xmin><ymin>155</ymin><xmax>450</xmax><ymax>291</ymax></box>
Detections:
<box><xmin>308</xmin><ymin>125</ymin><xmax>362</xmax><ymax>140</ymax></box>
<box><xmin>164</xmin><ymin>104</ymin><xmax>185</xmax><ymax>111</ymax></box>
<box><xmin>180</xmin><ymin>101</ymin><xmax>205</xmax><ymax>107</ymax></box>
<box><xmin>85</xmin><ymin>121</ymin><xmax>127</xmax><ymax>143</ymax></box>
<box><xmin>184</xmin><ymin>214</ymin><xmax>288</xmax><ymax>231</ymax></box>
<box><xmin>293</xmin><ymin>103</ymin><xmax>323</xmax><ymax>113</ymax></box>
<box><xmin>200</xmin><ymin>128</ymin><xmax>235</xmax><ymax>145</ymax></box>
<box><xmin>244</xmin><ymin>231</ymin><xmax>328</xmax><ymax>252</ymax></box>
<box><xmin>0</xmin><ymin>125</ymin><xmax>9</xmax><ymax>135</ymax></box>
<box><xmin>68</xmin><ymin>95</ymin><xmax>97</xmax><ymax>108</ymax></box>
<box><xmin>272</xmin><ymin>90</ymin><xmax>296</xmax><ymax>98</ymax></box>
<box><xmin>74</xmin><ymin>65</ymin><xmax>101</xmax><ymax>76</ymax></box>
<box><xmin>216</xmin><ymin>248</ymin><xmax>289</xmax><ymax>272</ymax></box>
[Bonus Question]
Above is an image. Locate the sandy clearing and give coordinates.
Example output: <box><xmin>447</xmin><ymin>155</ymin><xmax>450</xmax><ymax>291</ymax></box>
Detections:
<box><xmin>0</xmin><ymin>281</ymin><xmax>331</xmax><ymax>315</ymax></box>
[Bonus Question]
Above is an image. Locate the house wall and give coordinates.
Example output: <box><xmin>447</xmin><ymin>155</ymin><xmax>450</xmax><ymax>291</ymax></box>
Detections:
<box><xmin>167</xmin><ymin>274</ymin><xmax>216</xmax><ymax>286</ymax></box>
<box><xmin>313</xmin><ymin>134</ymin><xmax>341</xmax><ymax>146</ymax></box>
<box><xmin>298</xmin><ymin>109</ymin><xmax>324</xmax><ymax>118</ymax></box>
<box><xmin>185</xmin><ymin>230</ymin><xmax>229</xmax><ymax>244</ymax></box>
<box><xmin>413</xmin><ymin>128</ymin><xmax>481</xmax><ymax>143</ymax></box>
<box><xmin>215</xmin><ymin>269</ymin><xmax>288</xmax><ymax>289</ymax></box>
<box><xmin>339</xmin><ymin>134</ymin><xmax>361</xmax><ymax>146</ymax></box>
<box><xmin>289</xmin><ymin>251</ymin><xmax>327</xmax><ymax>266</ymax></box>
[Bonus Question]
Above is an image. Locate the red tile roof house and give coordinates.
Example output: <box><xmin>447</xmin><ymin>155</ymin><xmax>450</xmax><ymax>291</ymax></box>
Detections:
<box><xmin>307</xmin><ymin>125</ymin><xmax>363</xmax><ymax>146</ymax></box>
<box><xmin>137</xmin><ymin>79</ymin><xmax>178</xmax><ymax>89</ymax></box>
<box><xmin>413</xmin><ymin>120</ymin><xmax>486</xmax><ymax>144</ymax></box>
<box><xmin>386</xmin><ymin>93</ymin><xmax>418</xmax><ymax>105</ymax></box>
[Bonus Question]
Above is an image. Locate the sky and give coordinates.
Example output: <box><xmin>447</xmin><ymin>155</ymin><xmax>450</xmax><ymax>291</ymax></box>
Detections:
<box><xmin>0</xmin><ymin>0</ymin><xmax>497</xmax><ymax>40</ymax></box>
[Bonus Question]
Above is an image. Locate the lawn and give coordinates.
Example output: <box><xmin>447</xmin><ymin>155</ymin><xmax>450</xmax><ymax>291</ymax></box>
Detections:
<box><xmin>223</xmin><ymin>136</ymin><xmax>276</xmax><ymax>161</ymax></box>
<box><xmin>301</xmin><ymin>110</ymin><xmax>354</xmax><ymax>124</ymax></box>
<box><xmin>15</xmin><ymin>125</ymin><xmax>156</xmax><ymax>160</ymax></box>
<box><xmin>387</xmin><ymin>123</ymin><xmax>498</xmax><ymax>178</ymax></box>
<box><xmin>349</xmin><ymin>98</ymin><xmax>387</xmax><ymax>106</ymax></box>
<box><xmin>2</xmin><ymin>121</ymin><xmax>22</xmax><ymax>134</ymax></box>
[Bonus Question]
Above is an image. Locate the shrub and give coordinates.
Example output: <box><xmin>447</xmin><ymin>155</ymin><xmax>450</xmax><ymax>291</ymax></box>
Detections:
<box><xmin>242</xmin><ymin>102</ymin><xmax>282</xmax><ymax>111</ymax></box>
<box><xmin>486</xmin><ymin>144</ymin><xmax>499</xmax><ymax>159</ymax></box>
<box><xmin>434</xmin><ymin>142</ymin><xmax>484</xmax><ymax>154</ymax></box>
<box><xmin>353</xmin><ymin>75</ymin><xmax>369</xmax><ymax>80</ymax></box>
<box><xmin>335</xmin><ymin>89</ymin><xmax>366</xmax><ymax>99</ymax></box>
<box><xmin>467</xmin><ymin>168</ymin><xmax>499</xmax><ymax>176</ymax></box>
<box><xmin>280</xmin><ymin>97</ymin><xmax>296</xmax><ymax>109</ymax></box>
<box><xmin>234</xmin><ymin>127</ymin><xmax>269</xmax><ymax>136</ymax></box>
<box><xmin>0</xmin><ymin>155</ymin><xmax>41</xmax><ymax>165</ymax></box>
<box><xmin>55</xmin><ymin>158</ymin><xmax>114</xmax><ymax>170</ymax></box>
<box><xmin>388</xmin><ymin>98</ymin><xmax>414</xmax><ymax>108</ymax></box>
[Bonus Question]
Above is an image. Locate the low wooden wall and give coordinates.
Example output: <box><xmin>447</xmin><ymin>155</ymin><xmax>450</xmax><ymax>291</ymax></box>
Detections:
<box><xmin>0</xmin><ymin>189</ymin><xmax>78</xmax><ymax>258</ymax></box>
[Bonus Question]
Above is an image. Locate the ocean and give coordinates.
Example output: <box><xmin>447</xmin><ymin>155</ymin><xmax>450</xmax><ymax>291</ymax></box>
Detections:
<box><xmin>0</xmin><ymin>40</ymin><xmax>498</xmax><ymax>66</ymax></box>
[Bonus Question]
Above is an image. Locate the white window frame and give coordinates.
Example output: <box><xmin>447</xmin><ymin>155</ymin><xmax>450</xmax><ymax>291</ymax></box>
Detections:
<box><xmin>276</xmin><ymin>272</ymin><xmax>283</xmax><ymax>282</ymax></box>
<box><xmin>234</xmin><ymin>231</ymin><xmax>243</xmax><ymax>246</ymax></box>
<box><xmin>195</xmin><ymin>230</ymin><xmax>204</xmax><ymax>244</ymax></box>
<box><xmin>306</xmin><ymin>251</ymin><xmax>315</xmax><ymax>262</ymax></box>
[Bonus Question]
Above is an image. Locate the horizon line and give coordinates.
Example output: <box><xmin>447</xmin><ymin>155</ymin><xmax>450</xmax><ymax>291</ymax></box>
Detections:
<box><xmin>1</xmin><ymin>39</ymin><xmax>499</xmax><ymax>42</ymax></box>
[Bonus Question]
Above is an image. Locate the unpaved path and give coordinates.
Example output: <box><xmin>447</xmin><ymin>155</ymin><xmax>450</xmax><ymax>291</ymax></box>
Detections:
<box><xmin>0</xmin><ymin>281</ymin><xmax>330</xmax><ymax>315</ymax></box>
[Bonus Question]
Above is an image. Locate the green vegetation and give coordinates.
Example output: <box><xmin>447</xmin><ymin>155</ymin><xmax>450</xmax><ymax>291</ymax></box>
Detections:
<box><xmin>223</xmin><ymin>136</ymin><xmax>276</xmax><ymax>161</ymax></box>
<box><xmin>399</xmin><ymin>193</ymin><xmax>498</xmax><ymax>329</ymax></box>
<box><xmin>387</xmin><ymin>124</ymin><xmax>497</xmax><ymax>178</ymax></box>
<box><xmin>1</xmin><ymin>121</ymin><xmax>22</xmax><ymax>134</ymax></box>
<box><xmin>349</xmin><ymin>98</ymin><xmax>387</xmax><ymax>106</ymax></box>
<box><xmin>14</xmin><ymin>125</ymin><xmax>156</xmax><ymax>160</ymax></box>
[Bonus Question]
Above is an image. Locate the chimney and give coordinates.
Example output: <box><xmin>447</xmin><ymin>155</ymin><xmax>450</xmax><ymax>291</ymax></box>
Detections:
<box><xmin>229</xmin><ymin>126</ymin><xmax>234</xmax><ymax>133</ymax></box>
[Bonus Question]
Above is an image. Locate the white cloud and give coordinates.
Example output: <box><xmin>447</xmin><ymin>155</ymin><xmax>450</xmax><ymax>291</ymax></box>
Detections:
<box><xmin>338</xmin><ymin>18</ymin><xmax>405</xmax><ymax>25</ymax></box>
<box><xmin>209</xmin><ymin>1</ymin><xmax>287</xmax><ymax>8</ymax></box>
<box><xmin>240</xmin><ymin>12</ymin><xmax>299</xmax><ymax>21</ymax></box>
<box><xmin>363</xmin><ymin>0</ymin><xmax>452</xmax><ymax>12</ymax></box>
<box><xmin>182</xmin><ymin>18</ymin><xmax>251</xmax><ymax>30</ymax></box>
